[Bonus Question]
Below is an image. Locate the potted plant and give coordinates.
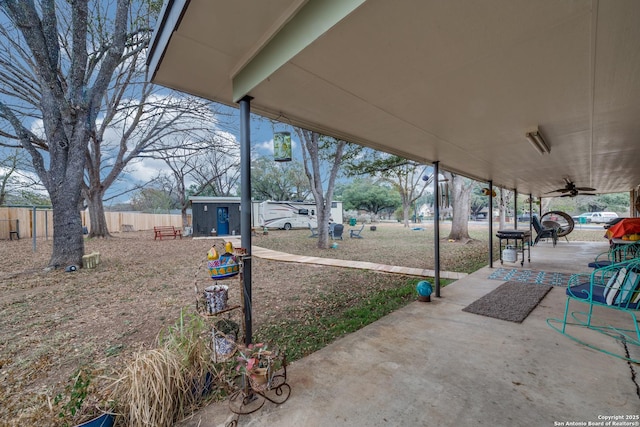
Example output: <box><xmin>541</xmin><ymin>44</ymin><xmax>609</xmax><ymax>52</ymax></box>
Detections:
<box><xmin>235</xmin><ymin>343</ymin><xmax>281</xmax><ymax>392</ymax></box>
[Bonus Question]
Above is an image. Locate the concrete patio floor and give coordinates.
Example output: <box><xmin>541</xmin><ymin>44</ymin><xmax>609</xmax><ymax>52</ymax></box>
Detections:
<box><xmin>180</xmin><ymin>239</ymin><xmax>640</xmax><ymax>427</ymax></box>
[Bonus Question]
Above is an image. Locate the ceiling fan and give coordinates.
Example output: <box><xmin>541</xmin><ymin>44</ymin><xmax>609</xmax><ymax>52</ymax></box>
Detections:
<box><xmin>545</xmin><ymin>178</ymin><xmax>597</xmax><ymax>197</ymax></box>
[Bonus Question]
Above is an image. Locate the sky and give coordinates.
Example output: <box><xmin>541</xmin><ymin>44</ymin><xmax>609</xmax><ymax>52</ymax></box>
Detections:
<box><xmin>0</xmin><ymin>103</ymin><xmax>291</xmax><ymax>205</ymax></box>
<box><xmin>106</xmin><ymin>107</ymin><xmax>301</xmax><ymax>204</ymax></box>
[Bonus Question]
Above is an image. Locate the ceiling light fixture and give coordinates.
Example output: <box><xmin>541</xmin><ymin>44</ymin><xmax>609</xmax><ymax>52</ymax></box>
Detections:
<box><xmin>525</xmin><ymin>129</ymin><xmax>550</xmax><ymax>155</ymax></box>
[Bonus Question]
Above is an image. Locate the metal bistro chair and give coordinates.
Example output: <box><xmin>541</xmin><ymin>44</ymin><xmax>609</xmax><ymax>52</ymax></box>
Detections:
<box><xmin>532</xmin><ymin>215</ymin><xmax>558</xmax><ymax>246</ymax></box>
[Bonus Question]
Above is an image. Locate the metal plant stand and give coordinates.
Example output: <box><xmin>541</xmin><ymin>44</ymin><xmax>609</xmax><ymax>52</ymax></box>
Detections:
<box><xmin>195</xmin><ymin>242</ymin><xmax>291</xmax><ymax>426</ymax></box>
<box><xmin>226</xmin><ymin>355</ymin><xmax>291</xmax><ymax>426</ymax></box>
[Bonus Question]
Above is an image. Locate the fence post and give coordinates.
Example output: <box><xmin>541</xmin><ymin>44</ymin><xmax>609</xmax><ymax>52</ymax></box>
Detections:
<box><xmin>32</xmin><ymin>206</ymin><xmax>37</xmax><ymax>252</ymax></box>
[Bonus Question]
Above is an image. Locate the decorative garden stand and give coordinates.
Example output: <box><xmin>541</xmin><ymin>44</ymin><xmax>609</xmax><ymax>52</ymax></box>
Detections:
<box><xmin>226</xmin><ymin>350</ymin><xmax>291</xmax><ymax>426</ymax></box>
<box><xmin>193</xmin><ymin>243</ymin><xmax>291</xmax><ymax>426</ymax></box>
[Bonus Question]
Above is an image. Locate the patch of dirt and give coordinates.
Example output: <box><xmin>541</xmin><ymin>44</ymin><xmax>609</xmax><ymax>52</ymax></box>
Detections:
<box><xmin>0</xmin><ymin>223</ymin><xmax>606</xmax><ymax>425</ymax></box>
<box><xmin>0</xmin><ymin>231</ymin><xmax>413</xmax><ymax>426</ymax></box>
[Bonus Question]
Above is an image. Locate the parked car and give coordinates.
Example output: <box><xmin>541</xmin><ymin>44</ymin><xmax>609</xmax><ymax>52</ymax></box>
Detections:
<box><xmin>517</xmin><ymin>214</ymin><xmax>532</xmax><ymax>223</ymax></box>
<box><xmin>589</xmin><ymin>212</ymin><xmax>618</xmax><ymax>224</ymax></box>
<box><xmin>572</xmin><ymin>213</ymin><xmax>594</xmax><ymax>223</ymax></box>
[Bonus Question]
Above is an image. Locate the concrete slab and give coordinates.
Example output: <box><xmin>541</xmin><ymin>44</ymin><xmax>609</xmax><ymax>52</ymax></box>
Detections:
<box><xmin>179</xmin><ymin>239</ymin><xmax>640</xmax><ymax>427</ymax></box>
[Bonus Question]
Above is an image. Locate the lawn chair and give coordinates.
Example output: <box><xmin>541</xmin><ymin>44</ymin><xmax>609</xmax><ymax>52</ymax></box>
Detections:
<box><xmin>308</xmin><ymin>222</ymin><xmax>318</xmax><ymax>238</ymax></box>
<box><xmin>532</xmin><ymin>215</ymin><xmax>557</xmax><ymax>246</ymax></box>
<box><xmin>350</xmin><ymin>223</ymin><xmax>364</xmax><ymax>239</ymax></box>
<box><xmin>547</xmin><ymin>259</ymin><xmax>640</xmax><ymax>363</ymax></box>
<box><xmin>330</xmin><ymin>224</ymin><xmax>344</xmax><ymax>240</ymax></box>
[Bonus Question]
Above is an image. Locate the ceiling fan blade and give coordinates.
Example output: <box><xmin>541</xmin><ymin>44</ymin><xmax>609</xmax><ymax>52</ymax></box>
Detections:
<box><xmin>578</xmin><ymin>192</ymin><xmax>597</xmax><ymax>196</ymax></box>
<box><xmin>545</xmin><ymin>188</ymin><xmax>570</xmax><ymax>194</ymax></box>
<box><xmin>575</xmin><ymin>187</ymin><xmax>596</xmax><ymax>192</ymax></box>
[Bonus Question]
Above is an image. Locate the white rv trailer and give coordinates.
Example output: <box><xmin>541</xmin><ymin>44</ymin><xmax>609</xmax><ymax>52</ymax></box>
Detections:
<box><xmin>252</xmin><ymin>200</ymin><xmax>343</xmax><ymax>230</ymax></box>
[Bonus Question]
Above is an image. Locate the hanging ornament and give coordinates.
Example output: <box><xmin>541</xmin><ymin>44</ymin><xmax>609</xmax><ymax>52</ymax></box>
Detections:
<box><xmin>273</xmin><ymin>131</ymin><xmax>292</xmax><ymax>162</ymax></box>
<box><xmin>482</xmin><ymin>188</ymin><xmax>497</xmax><ymax>197</ymax></box>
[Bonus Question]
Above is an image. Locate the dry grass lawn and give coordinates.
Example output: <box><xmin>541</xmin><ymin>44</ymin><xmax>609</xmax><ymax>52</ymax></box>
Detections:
<box><xmin>0</xmin><ymin>221</ymin><xmax>605</xmax><ymax>425</ymax></box>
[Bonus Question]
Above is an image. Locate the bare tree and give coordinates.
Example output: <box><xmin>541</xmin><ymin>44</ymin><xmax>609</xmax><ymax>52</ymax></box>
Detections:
<box><xmin>0</xmin><ymin>0</ymin><xmax>163</xmax><ymax>268</ymax></box>
<box><xmin>345</xmin><ymin>152</ymin><xmax>429</xmax><ymax>227</ymax></box>
<box><xmin>251</xmin><ymin>156</ymin><xmax>310</xmax><ymax>201</ymax></box>
<box><xmin>155</xmin><ymin>131</ymin><xmax>240</xmax><ymax>229</ymax></box>
<box><xmin>0</xmin><ymin>148</ymin><xmax>31</xmax><ymax>205</ymax></box>
<box><xmin>83</xmin><ymin>86</ymin><xmax>215</xmax><ymax>238</ymax></box>
<box><xmin>187</xmin><ymin>134</ymin><xmax>241</xmax><ymax>198</ymax></box>
<box><xmin>497</xmin><ymin>187</ymin><xmax>513</xmax><ymax>230</ymax></box>
<box><xmin>387</xmin><ymin>162</ymin><xmax>430</xmax><ymax>228</ymax></box>
<box><xmin>294</xmin><ymin>128</ymin><xmax>346</xmax><ymax>249</ymax></box>
<box><xmin>445</xmin><ymin>172</ymin><xmax>474</xmax><ymax>242</ymax></box>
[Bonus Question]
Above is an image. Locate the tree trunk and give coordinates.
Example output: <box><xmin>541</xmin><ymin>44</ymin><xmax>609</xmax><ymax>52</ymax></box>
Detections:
<box><xmin>49</xmin><ymin>193</ymin><xmax>85</xmax><ymax>269</ymax></box>
<box><xmin>181</xmin><ymin>206</ymin><xmax>189</xmax><ymax>231</ymax></box>
<box><xmin>403</xmin><ymin>204</ymin><xmax>411</xmax><ymax>228</ymax></box>
<box><xmin>498</xmin><ymin>188</ymin><xmax>506</xmax><ymax>230</ymax></box>
<box><xmin>295</xmin><ymin>128</ymin><xmax>345</xmax><ymax>250</ymax></box>
<box><xmin>86</xmin><ymin>190</ymin><xmax>111</xmax><ymax>238</ymax></box>
<box><xmin>447</xmin><ymin>175</ymin><xmax>473</xmax><ymax>241</ymax></box>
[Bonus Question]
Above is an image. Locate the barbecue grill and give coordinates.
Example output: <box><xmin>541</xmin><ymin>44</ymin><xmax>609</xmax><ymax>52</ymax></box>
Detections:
<box><xmin>496</xmin><ymin>229</ymin><xmax>531</xmax><ymax>266</ymax></box>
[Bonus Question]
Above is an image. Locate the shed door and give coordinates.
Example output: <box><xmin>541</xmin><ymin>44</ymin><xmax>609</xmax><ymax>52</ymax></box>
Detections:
<box><xmin>217</xmin><ymin>207</ymin><xmax>229</xmax><ymax>235</ymax></box>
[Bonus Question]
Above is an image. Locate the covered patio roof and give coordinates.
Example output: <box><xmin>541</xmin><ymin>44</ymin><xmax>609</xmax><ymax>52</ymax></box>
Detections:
<box><xmin>148</xmin><ymin>0</ymin><xmax>640</xmax><ymax>197</ymax></box>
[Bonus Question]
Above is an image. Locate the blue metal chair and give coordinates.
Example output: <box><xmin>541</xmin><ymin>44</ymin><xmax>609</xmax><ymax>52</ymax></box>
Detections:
<box><xmin>588</xmin><ymin>242</ymin><xmax>640</xmax><ymax>268</ymax></box>
<box><xmin>547</xmin><ymin>259</ymin><xmax>640</xmax><ymax>363</ymax></box>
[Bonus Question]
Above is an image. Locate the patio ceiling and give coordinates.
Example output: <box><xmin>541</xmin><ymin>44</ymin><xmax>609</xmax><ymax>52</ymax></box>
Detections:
<box><xmin>147</xmin><ymin>0</ymin><xmax>640</xmax><ymax>198</ymax></box>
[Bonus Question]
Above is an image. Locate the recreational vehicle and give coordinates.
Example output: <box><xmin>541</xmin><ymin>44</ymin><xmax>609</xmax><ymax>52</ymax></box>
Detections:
<box><xmin>252</xmin><ymin>201</ymin><xmax>343</xmax><ymax>230</ymax></box>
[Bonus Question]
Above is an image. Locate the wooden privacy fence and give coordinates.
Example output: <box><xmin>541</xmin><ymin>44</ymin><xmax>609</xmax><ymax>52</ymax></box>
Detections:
<box><xmin>0</xmin><ymin>207</ymin><xmax>188</xmax><ymax>240</ymax></box>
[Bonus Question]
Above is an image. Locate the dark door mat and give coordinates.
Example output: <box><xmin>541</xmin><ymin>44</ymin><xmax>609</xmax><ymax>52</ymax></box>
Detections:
<box><xmin>462</xmin><ymin>282</ymin><xmax>553</xmax><ymax>323</ymax></box>
<box><xmin>488</xmin><ymin>268</ymin><xmax>572</xmax><ymax>287</ymax></box>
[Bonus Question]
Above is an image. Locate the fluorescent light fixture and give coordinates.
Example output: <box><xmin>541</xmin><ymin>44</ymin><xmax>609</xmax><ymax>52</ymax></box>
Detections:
<box><xmin>525</xmin><ymin>130</ymin><xmax>550</xmax><ymax>155</ymax></box>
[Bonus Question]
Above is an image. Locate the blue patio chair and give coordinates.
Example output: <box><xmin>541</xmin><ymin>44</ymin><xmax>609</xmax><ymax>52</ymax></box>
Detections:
<box><xmin>350</xmin><ymin>223</ymin><xmax>364</xmax><ymax>239</ymax></box>
<box><xmin>588</xmin><ymin>242</ymin><xmax>640</xmax><ymax>268</ymax></box>
<box><xmin>329</xmin><ymin>223</ymin><xmax>344</xmax><ymax>240</ymax></box>
<box><xmin>532</xmin><ymin>215</ymin><xmax>557</xmax><ymax>246</ymax></box>
<box><xmin>547</xmin><ymin>259</ymin><xmax>640</xmax><ymax>363</ymax></box>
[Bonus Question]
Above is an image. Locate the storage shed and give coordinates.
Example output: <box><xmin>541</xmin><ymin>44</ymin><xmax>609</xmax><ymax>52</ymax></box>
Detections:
<box><xmin>190</xmin><ymin>197</ymin><xmax>241</xmax><ymax>237</ymax></box>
